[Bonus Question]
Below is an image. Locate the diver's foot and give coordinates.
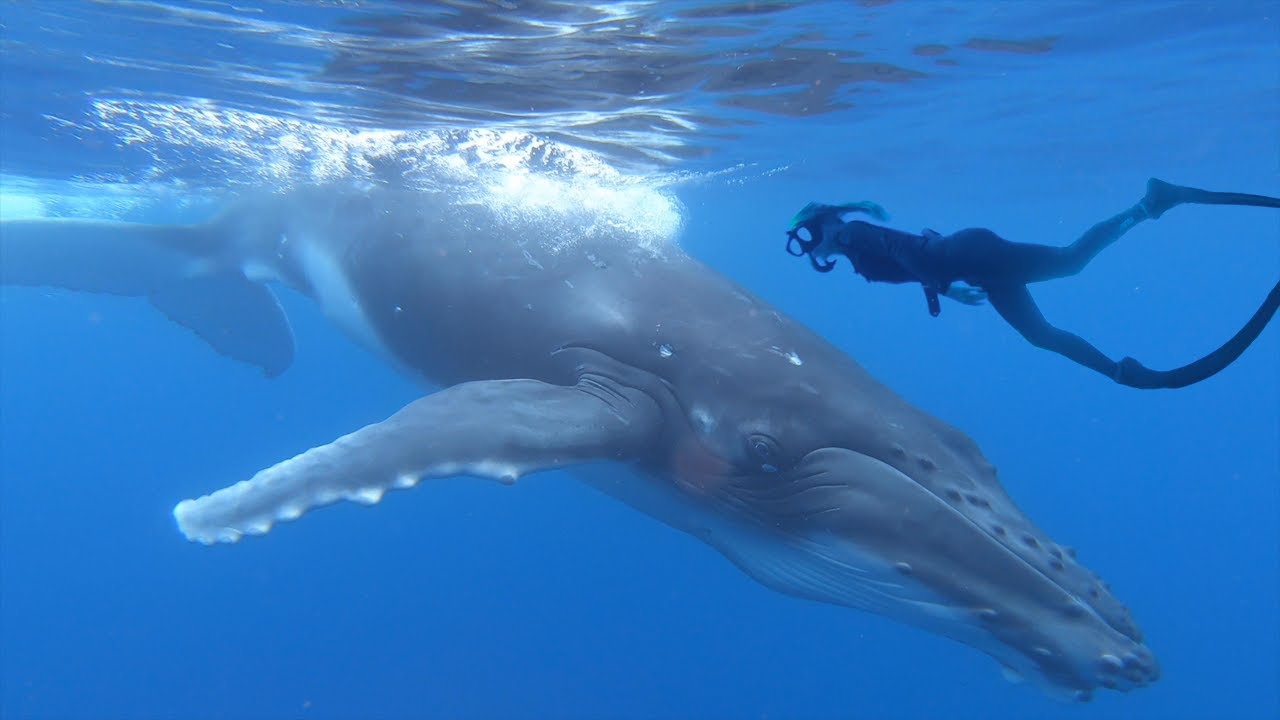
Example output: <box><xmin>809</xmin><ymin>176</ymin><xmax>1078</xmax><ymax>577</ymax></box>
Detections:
<box><xmin>1113</xmin><ymin>356</ymin><xmax>1166</xmax><ymax>390</ymax></box>
<box><xmin>1140</xmin><ymin>178</ymin><xmax>1185</xmax><ymax>220</ymax></box>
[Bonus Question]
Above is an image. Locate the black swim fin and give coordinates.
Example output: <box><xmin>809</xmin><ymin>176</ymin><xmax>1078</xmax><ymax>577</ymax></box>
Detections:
<box><xmin>1115</xmin><ymin>279</ymin><xmax>1280</xmax><ymax>389</ymax></box>
<box><xmin>1142</xmin><ymin>178</ymin><xmax>1280</xmax><ymax>220</ymax></box>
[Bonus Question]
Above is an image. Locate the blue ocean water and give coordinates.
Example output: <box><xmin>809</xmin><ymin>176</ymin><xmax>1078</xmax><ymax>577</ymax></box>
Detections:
<box><xmin>1</xmin><ymin>2</ymin><xmax>1277</xmax><ymax>719</ymax></box>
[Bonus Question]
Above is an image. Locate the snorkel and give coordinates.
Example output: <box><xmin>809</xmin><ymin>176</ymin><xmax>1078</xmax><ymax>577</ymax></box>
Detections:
<box><xmin>785</xmin><ymin>201</ymin><xmax>890</xmax><ymax>272</ymax></box>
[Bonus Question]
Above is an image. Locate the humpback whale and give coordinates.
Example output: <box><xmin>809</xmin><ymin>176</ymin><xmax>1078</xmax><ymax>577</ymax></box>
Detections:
<box><xmin>0</xmin><ymin>184</ymin><xmax>1157</xmax><ymax>700</ymax></box>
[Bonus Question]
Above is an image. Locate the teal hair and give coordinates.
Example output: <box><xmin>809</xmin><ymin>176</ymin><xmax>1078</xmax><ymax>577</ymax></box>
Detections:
<box><xmin>787</xmin><ymin>200</ymin><xmax>889</xmax><ymax>231</ymax></box>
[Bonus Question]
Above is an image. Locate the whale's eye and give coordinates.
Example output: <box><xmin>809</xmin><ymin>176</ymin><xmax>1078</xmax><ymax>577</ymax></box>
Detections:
<box><xmin>746</xmin><ymin>433</ymin><xmax>782</xmax><ymax>471</ymax></box>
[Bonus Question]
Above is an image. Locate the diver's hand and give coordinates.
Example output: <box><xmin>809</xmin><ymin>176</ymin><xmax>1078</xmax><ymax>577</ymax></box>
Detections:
<box><xmin>945</xmin><ymin>284</ymin><xmax>987</xmax><ymax>306</ymax></box>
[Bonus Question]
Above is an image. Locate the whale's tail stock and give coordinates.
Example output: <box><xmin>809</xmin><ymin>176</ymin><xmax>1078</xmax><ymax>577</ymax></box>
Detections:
<box><xmin>0</xmin><ymin>215</ymin><xmax>294</xmax><ymax>376</ymax></box>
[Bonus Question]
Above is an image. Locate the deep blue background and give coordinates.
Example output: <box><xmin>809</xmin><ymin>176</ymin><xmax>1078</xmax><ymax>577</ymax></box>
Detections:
<box><xmin>2</xmin><ymin>2</ymin><xmax>1278</xmax><ymax>719</ymax></box>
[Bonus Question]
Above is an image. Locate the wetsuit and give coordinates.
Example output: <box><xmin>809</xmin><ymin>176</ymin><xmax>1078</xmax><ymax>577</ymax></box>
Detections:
<box><xmin>788</xmin><ymin>179</ymin><xmax>1280</xmax><ymax>390</ymax></box>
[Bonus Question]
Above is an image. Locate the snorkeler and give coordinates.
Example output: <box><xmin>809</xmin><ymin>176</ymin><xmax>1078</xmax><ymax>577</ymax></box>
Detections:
<box><xmin>785</xmin><ymin>178</ymin><xmax>1280</xmax><ymax>389</ymax></box>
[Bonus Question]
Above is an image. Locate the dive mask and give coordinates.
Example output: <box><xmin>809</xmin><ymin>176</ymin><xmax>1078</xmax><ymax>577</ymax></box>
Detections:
<box><xmin>785</xmin><ymin>200</ymin><xmax>890</xmax><ymax>272</ymax></box>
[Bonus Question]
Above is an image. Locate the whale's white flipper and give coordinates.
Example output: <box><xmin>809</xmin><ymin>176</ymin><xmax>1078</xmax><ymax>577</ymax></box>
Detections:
<box><xmin>173</xmin><ymin>376</ymin><xmax>662</xmax><ymax>544</ymax></box>
<box><xmin>1</xmin><ymin>218</ymin><xmax>294</xmax><ymax>376</ymax></box>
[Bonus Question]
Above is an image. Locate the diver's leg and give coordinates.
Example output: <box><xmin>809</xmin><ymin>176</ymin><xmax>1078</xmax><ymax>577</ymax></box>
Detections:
<box><xmin>1008</xmin><ymin>197</ymin><xmax>1153</xmax><ymax>283</ymax></box>
<box><xmin>985</xmin><ymin>284</ymin><xmax>1125</xmax><ymax>380</ymax></box>
<box><xmin>1052</xmin><ymin>203</ymin><xmax>1151</xmax><ymax>279</ymax></box>
<box><xmin>967</xmin><ymin>179</ymin><xmax>1280</xmax><ymax>285</ymax></box>
<box><xmin>939</xmin><ymin>228</ymin><xmax>1061</xmax><ymax>285</ymax></box>
<box><xmin>942</xmin><ymin>218</ymin><xmax>1149</xmax><ymax>287</ymax></box>
<box><xmin>1142</xmin><ymin>177</ymin><xmax>1280</xmax><ymax>220</ymax></box>
<box><xmin>1019</xmin><ymin>179</ymin><xmax>1280</xmax><ymax>283</ymax></box>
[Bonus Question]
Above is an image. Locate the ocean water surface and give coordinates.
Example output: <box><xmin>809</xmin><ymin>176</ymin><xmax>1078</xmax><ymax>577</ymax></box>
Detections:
<box><xmin>1</xmin><ymin>2</ymin><xmax>1277</xmax><ymax>719</ymax></box>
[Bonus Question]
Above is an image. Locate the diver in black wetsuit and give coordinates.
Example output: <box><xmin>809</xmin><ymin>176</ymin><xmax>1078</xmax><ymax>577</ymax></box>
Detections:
<box><xmin>785</xmin><ymin>178</ymin><xmax>1280</xmax><ymax>389</ymax></box>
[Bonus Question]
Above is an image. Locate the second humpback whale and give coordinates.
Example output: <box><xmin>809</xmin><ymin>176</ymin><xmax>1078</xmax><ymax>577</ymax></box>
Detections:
<box><xmin>0</xmin><ymin>183</ymin><xmax>1158</xmax><ymax>700</ymax></box>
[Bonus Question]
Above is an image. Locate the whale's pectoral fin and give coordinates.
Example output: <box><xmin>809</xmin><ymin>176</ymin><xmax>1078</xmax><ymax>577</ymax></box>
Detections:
<box><xmin>1</xmin><ymin>218</ymin><xmax>294</xmax><ymax>377</ymax></box>
<box><xmin>149</xmin><ymin>273</ymin><xmax>294</xmax><ymax>378</ymax></box>
<box><xmin>173</xmin><ymin>376</ymin><xmax>662</xmax><ymax>544</ymax></box>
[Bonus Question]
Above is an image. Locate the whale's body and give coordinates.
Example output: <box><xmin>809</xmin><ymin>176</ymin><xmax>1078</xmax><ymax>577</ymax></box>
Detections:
<box><xmin>0</xmin><ymin>185</ymin><xmax>1157</xmax><ymax>699</ymax></box>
